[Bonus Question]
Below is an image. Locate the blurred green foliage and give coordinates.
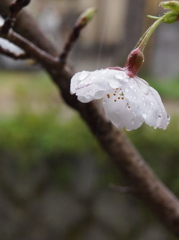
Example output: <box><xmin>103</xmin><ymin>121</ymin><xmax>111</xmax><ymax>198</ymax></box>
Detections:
<box><xmin>148</xmin><ymin>76</ymin><xmax>179</xmax><ymax>99</ymax></box>
<box><xmin>127</xmin><ymin>117</ymin><xmax>179</xmax><ymax>195</ymax></box>
<box><xmin>0</xmin><ymin>71</ymin><xmax>179</xmax><ymax>193</ymax></box>
<box><xmin>0</xmin><ymin>71</ymin><xmax>179</xmax><ymax>240</ymax></box>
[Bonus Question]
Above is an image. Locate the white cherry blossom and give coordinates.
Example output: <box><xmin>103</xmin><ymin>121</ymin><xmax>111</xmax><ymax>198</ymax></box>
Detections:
<box><xmin>70</xmin><ymin>68</ymin><xmax>170</xmax><ymax>131</ymax></box>
<box><xmin>0</xmin><ymin>16</ymin><xmax>24</xmax><ymax>54</ymax></box>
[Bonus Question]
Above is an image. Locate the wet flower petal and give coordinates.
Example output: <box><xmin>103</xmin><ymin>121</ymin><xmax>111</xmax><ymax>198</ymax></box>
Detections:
<box><xmin>0</xmin><ymin>16</ymin><xmax>24</xmax><ymax>54</ymax></box>
<box><xmin>70</xmin><ymin>69</ymin><xmax>125</xmax><ymax>103</ymax></box>
<box><xmin>71</xmin><ymin>69</ymin><xmax>169</xmax><ymax>130</ymax></box>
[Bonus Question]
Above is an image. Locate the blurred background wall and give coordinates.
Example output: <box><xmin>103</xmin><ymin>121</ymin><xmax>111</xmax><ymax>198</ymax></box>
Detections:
<box><xmin>28</xmin><ymin>0</ymin><xmax>179</xmax><ymax>78</ymax></box>
<box><xmin>1</xmin><ymin>0</ymin><xmax>179</xmax><ymax>78</ymax></box>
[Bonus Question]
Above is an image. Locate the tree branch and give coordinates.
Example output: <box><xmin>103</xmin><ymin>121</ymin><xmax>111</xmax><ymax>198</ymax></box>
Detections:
<box><xmin>1</xmin><ymin>0</ymin><xmax>31</xmax><ymax>34</ymax></box>
<box><xmin>0</xmin><ymin>28</ymin><xmax>58</xmax><ymax>67</ymax></box>
<box><xmin>0</xmin><ymin>1</ymin><xmax>179</xmax><ymax>237</ymax></box>
<box><xmin>59</xmin><ymin>8</ymin><xmax>96</xmax><ymax>64</ymax></box>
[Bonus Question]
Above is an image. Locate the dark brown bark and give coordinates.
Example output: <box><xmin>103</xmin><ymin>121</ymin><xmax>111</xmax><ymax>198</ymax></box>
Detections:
<box><xmin>0</xmin><ymin>1</ymin><xmax>179</xmax><ymax>237</ymax></box>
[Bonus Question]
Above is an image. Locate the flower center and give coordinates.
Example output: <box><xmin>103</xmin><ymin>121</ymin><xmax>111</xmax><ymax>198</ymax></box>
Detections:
<box><xmin>106</xmin><ymin>88</ymin><xmax>131</xmax><ymax>109</ymax></box>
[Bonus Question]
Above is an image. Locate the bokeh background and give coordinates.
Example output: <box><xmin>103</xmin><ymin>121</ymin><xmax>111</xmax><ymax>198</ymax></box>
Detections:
<box><xmin>0</xmin><ymin>0</ymin><xmax>179</xmax><ymax>240</ymax></box>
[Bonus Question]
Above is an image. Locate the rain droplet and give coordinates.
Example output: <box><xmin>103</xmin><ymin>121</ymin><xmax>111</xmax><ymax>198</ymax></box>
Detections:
<box><xmin>167</xmin><ymin>115</ymin><xmax>170</xmax><ymax>124</ymax></box>
<box><xmin>87</xmin><ymin>80</ymin><xmax>92</xmax><ymax>85</ymax></box>
<box><xmin>132</xmin><ymin>111</ymin><xmax>136</xmax><ymax>116</ymax></box>
<box><xmin>115</xmin><ymin>74</ymin><xmax>122</xmax><ymax>80</ymax></box>
<box><xmin>94</xmin><ymin>90</ymin><xmax>104</xmax><ymax>99</ymax></box>
<box><xmin>129</xmin><ymin>84</ymin><xmax>134</xmax><ymax>89</ymax></box>
<box><xmin>125</xmin><ymin>88</ymin><xmax>129</xmax><ymax>93</ymax></box>
<box><xmin>156</xmin><ymin>115</ymin><xmax>162</xmax><ymax>127</ymax></box>
<box><xmin>142</xmin><ymin>86</ymin><xmax>149</xmax><ymax>95</ymax></box>
<box><xmin>150</xmin><ymin>102</ymin><xmax>154</xmax><ymax>106</ymax></box>
<box><xmin>142</xmin><ymin>113</ymin><xmax>147</xmax><ymax>119</ymax></box>
<box><xmin>108</xmin><ymin>79</ymin><xmax>120</xmax><ymax>88</ymax></box>
<box><xmin>79</xmin><ymin>71</ymin><xmax>89</xmax><ymax>80</ymax></box>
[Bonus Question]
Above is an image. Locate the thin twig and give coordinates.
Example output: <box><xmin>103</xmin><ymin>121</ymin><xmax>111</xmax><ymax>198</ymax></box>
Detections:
<box><xmin>59</xmin><ymin>8</ymin><xmax>96</xmax><ymax>64</ymax></box>
<box><xmin>10</xmin><ymin>0</ymin><xmax>31</xmax><ymax>18</ymax></box>
<box><xmin>0</xmin><ymin>28</ymin><xmax>58</xmax><ymax>67</ymax></box>
<box><xmin>1</xmin><ymin>0</ymin><xmax>31</xmax><ymax>34</ymax></box>
<box><xmin>59</xmin><ymin>24</ymin><xmax>85</xmax><ymax>64</ymax></box>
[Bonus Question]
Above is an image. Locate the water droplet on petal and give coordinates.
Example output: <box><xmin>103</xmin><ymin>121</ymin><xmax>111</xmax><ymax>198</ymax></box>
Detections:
<box><xmin>150</xmin><ymin>102</ymin><xmax>154</xmax><ymax>106</ymax></box>
<box><xmin>115</xmin><ymin>73</ymin><xmax>128</xmax><ymax>82</ymax></box>
<box><xmin>125</xmin><ymin>88</ymin><xmax>129</xmax><ymax>93</ymax></box>
<box><xmin>156</xmin><ymin>115</ymin><xmax>162</xmax><ymax>127</ymax></box>
<box><xmin>79</xmin><ymin>71</ymin><xmax>89</xmax><ymax>80</ymax></box>
<box><xmin>115</xmin><ymin>74</ymin><xmax>122</xmax><ymax>80</ymax></box>
<box><xmin>142</xmin><ymin>86</ymin><xmax>149</xmax><ymax>95</ymax></box>
<box><xmin>129</xmin><ymin>84</ymin><xmax>134</xmax><ymax>89</ymax></box>
<box><xmin>142</xmin><ymin>113</ymin><xmax>147</xmax><ymax>119</ymax></box>
<box><xmin>132</xmin><ymin>111</ymin><xmax>136</xmax><ymax>116</ymax></box>
<box><xmin>131</xmin><ymin>119</ymin><xmax>135</xmax><ymax>125</ymax></box>
<box><xmin>108</xmin><ymin>79</ymin><xmax>120</xmax><ymax>88</ymax></box>
<box><xmin>94</xmin><ymin>90</ymin><xmax>104</xmax><ymax>99</ymax></box>
<box><xmin>167</xmin><ymin>115</ymin><xmax>170</xmax><ymax>124</ymax></box>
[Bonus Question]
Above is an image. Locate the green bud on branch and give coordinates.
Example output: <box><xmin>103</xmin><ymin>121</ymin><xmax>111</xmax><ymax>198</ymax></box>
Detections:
<box><xmin>75</xmin><ymin>8</ymin><xmax>97</xmax><ymax>28</ymax></box>
<box><xmin>162</xmin><ymin>11</ymin><xmax>179</xmax><ymax>23</ymax></box>
<box><xmin>160</xmin><ymin>1</ymin><xmax>179</xmax><ymax>12</ymax></box>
